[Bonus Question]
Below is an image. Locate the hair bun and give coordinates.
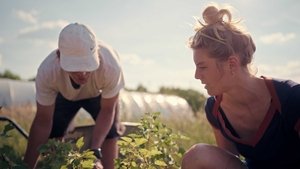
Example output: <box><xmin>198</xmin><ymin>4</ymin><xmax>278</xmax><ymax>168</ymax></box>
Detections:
<box><xmin>203</xmin><ymin>6</ymin><xmax>220</xmax><ymax>24</ymax></box>
<box><xmin>202</xmin><ymin>6</ymin><xmax>232</xmax><ymax>25</ymax></box>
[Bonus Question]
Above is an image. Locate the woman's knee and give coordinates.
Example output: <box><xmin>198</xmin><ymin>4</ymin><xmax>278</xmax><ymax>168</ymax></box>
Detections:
<box><xmin>182</xmin><ymin>143</ymin><xmax>245</xmax><ymax>169</ymax></box>
<box><xmin>182</xmin><ymin>143</ymin><xmax>214</xmax><ymax>169</ymax></box>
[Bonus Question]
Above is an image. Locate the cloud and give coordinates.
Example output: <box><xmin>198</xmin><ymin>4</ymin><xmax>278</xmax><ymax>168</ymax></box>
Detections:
<box><xmin>258</xmin><ymin>61</ymin><xmax>300</xmax><ymax>82</ymax></box>
<box><xmin>0</xmin><ymin>37</ymin><xmax>4</xmax><ymax>44</ymax></box>
<box><xmin>13</xmin><ymin>12</ymin><xmax>67</xmax><ymax>48</ymax></box>
<box><xmin>12</xmin><ymin>9</ymin><xmax>69</xmax><ymax>37</ymax></box>
<box><xmin>16</xmin><ymin>19</ymin><xmax>69</xmax><ymax>42</ymax></box>
<box><xmin>260</xmin><ymin>32</ymin><xmax>296</xmax><ymax>44</ymax></box>
<box><xmin>13</xmin><ymin>9</ymin><xmax>38</xmax><ymax>24</ymax></box>
<box><xmin>120</xmin><ymin>53</ymin><xmax>154</xmax><ymax>65</ymax></box>
<box><xmin>28</xmin><ymin>39</ymin><xmax>57</xmax><ymax>49</ymax></box>
<box><xmin>18</xmin><ymin>20</ymin><xmax>69</xmax><ymax>35</ymax></box>
<box><xmin>12</xmin><ymin>10</ymin><xmax>69</xmax><ymax>51</ymax></box>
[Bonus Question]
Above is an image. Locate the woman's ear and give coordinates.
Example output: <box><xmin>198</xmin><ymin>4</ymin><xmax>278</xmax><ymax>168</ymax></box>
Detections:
<box><xmin>227</xmin><ymin>55</ymin><xmax>239</xmax><ymax>75</ymax></box>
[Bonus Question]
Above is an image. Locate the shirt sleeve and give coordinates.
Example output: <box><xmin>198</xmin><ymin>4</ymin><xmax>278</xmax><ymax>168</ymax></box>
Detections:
<box><xmin>205</xmin><ymin>97</ymin><xmax>220</xmax><ymax>129</ymax></box>
<box><xmin>101</xmin><ymin>69</ymin><xmax>125</xmax><ymax>99</ymax></box>
<box><xmin>101</xmin><ymin>50</ymin><xmax>125</xmax><ymax>99</ymax></box>
<box><xmin>35</xmin><ymin>66</ymin><xmax>57</xmax><ymax>106</ymax></box>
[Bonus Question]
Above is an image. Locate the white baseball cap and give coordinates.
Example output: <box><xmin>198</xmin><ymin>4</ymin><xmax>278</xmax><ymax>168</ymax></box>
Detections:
<box><xmin>58</xmin><ymin>23</ymin><xmax>100</xmax><ymax>72</ymax></box>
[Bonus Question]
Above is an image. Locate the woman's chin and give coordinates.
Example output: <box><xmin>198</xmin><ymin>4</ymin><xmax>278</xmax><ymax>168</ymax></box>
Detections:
<box><xmin>206</xmin><ymin>88</ymin><xmax>218</xmax><ymax>96</ymax></box>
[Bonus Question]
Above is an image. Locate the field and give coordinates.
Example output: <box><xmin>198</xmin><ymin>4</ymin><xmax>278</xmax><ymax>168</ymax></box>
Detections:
<box><xmin>0</xmin><ymin>106</ymin><xmax>216</xmax><ymax>157</ymax></box>
<box><xmin>0</xmin><ymin>106</ymin><xmax>35</xmax><ymax>156</ymax></box>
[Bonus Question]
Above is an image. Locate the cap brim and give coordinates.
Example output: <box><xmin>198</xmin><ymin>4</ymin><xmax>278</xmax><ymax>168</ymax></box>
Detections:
<box><xmin>60</xmin><ymin>53</ymin><xmax>100</xmax><ymax>72</ymax></box>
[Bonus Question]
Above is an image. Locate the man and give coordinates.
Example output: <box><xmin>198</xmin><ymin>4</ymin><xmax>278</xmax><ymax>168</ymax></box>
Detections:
<box><xmin>24</xmin><ymin>23</ymin><xmax>125</xmax><ymax>169</ymax></box>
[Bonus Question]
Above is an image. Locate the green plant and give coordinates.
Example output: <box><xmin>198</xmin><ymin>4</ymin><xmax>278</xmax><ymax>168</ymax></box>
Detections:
<box><xmin>0</xmin><ymin>122</ymin><xmax>96</xmax><ymax>169</ymax></box>
<box><xmin>37</xmin><ymin>137</ymin><xmax>96</xmax><ymax>169</ymax></box>
<box><xmin>115</xmin><ymin>112</ymin><xmax>189</xmax><ymax>169</ymax></box>
<box><xmin>1</xmin><ymin>110</ymin><xmax>214</xmax><ymax>169</ymax></box>
<box><xmin>0</xmin><ymin>123</ymin><xmax>28</xmax><ymax>169</ymax></box>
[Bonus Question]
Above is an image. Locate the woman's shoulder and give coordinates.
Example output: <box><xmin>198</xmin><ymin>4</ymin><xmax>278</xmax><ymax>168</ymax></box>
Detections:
<box><xmin>270</xmin><ymin>77</ymin><xmax>300</xmax><ymax>115</ymax></box>
<box><xmin>272</xmin><ymin>77</ymin><xmax>299</xmax><ymax>88</ymax></box>
<box><xmin>271</xmin><ymin>78</ymin><xmax>300</xmax><ymax>131</ymax></box>
<box><xmin>271</xmin><ymin>78</ymin><xmax>300</xmax><ymax>100</ymax></box>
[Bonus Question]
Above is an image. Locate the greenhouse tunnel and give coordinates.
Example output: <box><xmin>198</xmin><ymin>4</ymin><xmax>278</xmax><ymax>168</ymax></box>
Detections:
<box><xmin>0</xmin><ymin>78</ymin><xmax>194</xmax><ymax>143</ymax></box>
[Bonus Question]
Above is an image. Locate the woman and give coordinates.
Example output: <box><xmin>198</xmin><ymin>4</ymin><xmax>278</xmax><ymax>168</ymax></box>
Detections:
<box><xmin>181</xmin><ymin>4</ymin><xmax>300</xmax><ymax>169</ymax></box>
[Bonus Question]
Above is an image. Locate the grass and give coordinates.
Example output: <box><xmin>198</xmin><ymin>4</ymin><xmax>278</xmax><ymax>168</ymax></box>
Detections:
<box><xmin>0</xmin><ymin>121</ymin><xmax>28</xmax><ymax>157</ymax></box>
<box><xmin>0</xmin><ymin>105</ymin><xmax>36</xmax><ymax>132</ymax></box>
<box><xmin>0</xmin><ymin>106</ymin><xmax>35</xmax><ymax>156</ymax></box>
<box><xmin>160</xmin><ymin>111</ymin><xmax>216</xmax><ymax>150</ymax></box>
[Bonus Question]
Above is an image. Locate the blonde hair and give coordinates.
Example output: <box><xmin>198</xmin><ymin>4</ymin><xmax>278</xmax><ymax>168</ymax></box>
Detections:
<box><xmin>189</xmin><ymin>4</ymin><xmax>256</xmax><ymax>66</ymax></box>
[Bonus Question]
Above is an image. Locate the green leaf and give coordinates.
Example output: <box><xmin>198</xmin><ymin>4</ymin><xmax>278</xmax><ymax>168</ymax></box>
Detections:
<box><xmin>121</xmin><ymin>136</ymin><xmax>132</xmax><ymax>143</ymax></box>
<box><xmin>76</xmin><ymin>137</ymin><xmax>84</xmax><ymax>150</ymax></box>
<box><xmin>117</xmin><ymin>140</ymin><xmax>128</xmax><ymax>146</ymax></box>
<box><xmin>131</xmin><ymin>161</ymin><xmax>137</xmax><ymax>167</ymax></box>
<box><xmin>82</xmin><ymin>151</ymin><xmax>97</xmax><ymax>159</ymax></box>
<box><xmin>149</xmin><ymin>149</ymin><xmax>162</xmax><ymax>156</ymax></box>
<box><xmin>139</xmin><ymin>148</ymin><xmax>149</xmax><ymax>156</ymax></box>
<box><xmin>60</xmin><ymin>165</ymin><xmax>68</xmax><ymax>169</ymax></box>
<box><xmin>134</xmin><ymin>138</ymin><xmax>148</xmax><ymax>146</ymax></box>
<box><xmin>0</xmin><ymin>123</ymin><xmax>14</xmax><ymax>137</ymax></box>
<box><xmin>154</xmin><ymin>160</ymin><xmax>167</xmax><ymax>166</ymax></box>
<box><xmin>81</xmin><ymin>159</ymin><xmax>94</xmax><ymax>167</ymax></box>
<box><xmin>127</xmin><ymin>133</ymin><xmax>141</xmax><ymax>138</ymax></box>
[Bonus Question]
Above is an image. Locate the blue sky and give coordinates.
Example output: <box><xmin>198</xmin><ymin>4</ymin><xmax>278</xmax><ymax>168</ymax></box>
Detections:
<box><xmin>1</xmin><ymin>0</ymin><xmax>299</xmax><ymax>94</ymax></box>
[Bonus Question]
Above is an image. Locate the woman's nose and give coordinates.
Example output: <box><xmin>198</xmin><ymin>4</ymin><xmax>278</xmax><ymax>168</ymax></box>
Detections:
<box><xmin>194</xmin><ymin>71</ymin><xmax>202</xmax><ymax>80</ymax></box>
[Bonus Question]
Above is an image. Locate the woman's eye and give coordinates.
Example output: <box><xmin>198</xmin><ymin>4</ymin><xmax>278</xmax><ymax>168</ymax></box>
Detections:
<box><xmin>198</xmin><ymin>66</ymin><xmax>207</xmax><ymax>70</ymax></box>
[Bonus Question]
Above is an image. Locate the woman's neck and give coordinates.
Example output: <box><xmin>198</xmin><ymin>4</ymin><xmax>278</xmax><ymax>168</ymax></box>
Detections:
<box><xmin>222</xmin><ymin>75</ymin><xmax>268</xmax><ymax>106</ymax></box>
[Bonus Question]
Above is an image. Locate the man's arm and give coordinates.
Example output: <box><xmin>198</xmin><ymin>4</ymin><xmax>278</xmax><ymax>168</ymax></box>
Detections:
<box><xmin>23</xmin><ymin>102</ymin><xmax>55</xmax><ymax>169</ymax></box>
<box><xmin>90</xmin><ymin>94</ymin><xmax>119</xmax><ymax>149</ymax></box>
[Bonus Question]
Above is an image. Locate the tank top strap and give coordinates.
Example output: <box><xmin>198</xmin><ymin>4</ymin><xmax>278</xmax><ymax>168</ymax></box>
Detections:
<box><xmin>261</xmin><ymin>76</ymin><xmax>282</xmax><ymax>113</ymax></box>
<box><xmin>212</xmin><ymin>95</ymin><xmax>222</xmax><ymax>118</ymax></box>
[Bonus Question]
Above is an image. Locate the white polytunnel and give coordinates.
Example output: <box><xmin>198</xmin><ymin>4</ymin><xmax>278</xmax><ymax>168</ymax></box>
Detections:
<box><xmin>0</xmin><ymin>78</ymin><xmax>194</xmax><ymax>125</ymax></box>
<box><xmin>0</xmin><ymin>79</ymin><xmax>36</xmax><ymax>108</ymax></box>
<box><xmin>119</xmin><ymin>90</ymin><xmax>194</xmax><ymax>121</ymax></box>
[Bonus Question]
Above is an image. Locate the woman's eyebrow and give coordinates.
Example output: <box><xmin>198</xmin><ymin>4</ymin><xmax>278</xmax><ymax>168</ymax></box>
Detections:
<box><xmin>196</xmin><ymin>61</ymin><xmax>205</xmax><ymax>66</ymax></box>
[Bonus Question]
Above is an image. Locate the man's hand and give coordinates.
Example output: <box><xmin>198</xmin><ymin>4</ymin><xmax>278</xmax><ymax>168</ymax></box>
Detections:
<box><xmin>94</xmin><ymin>159</ymin><xmax>103</xmax><ymax>169</ymax></box>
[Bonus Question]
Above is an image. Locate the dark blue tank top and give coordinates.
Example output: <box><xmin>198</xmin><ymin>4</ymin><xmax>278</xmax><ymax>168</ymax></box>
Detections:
<box><xmin>205</xmin><ymin>77</ymin><xmax>300</xmax><ymax>169</ymax></box>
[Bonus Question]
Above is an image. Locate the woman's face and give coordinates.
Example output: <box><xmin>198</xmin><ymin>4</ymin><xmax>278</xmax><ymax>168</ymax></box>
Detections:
<box><xmin>68</xmin><ymin>71</ymin><xmax>91</xmax><ymax>85</ymax></box>
<box><xmin>193</xmin><ymin>48</ymin><xmax>231</xmax><ymax>96</ymax></box>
